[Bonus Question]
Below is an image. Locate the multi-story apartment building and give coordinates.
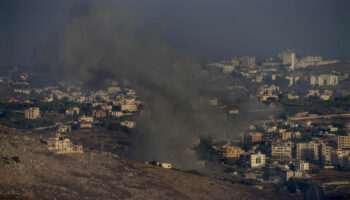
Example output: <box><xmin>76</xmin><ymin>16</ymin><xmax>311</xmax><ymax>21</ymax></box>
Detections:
<box><xmin>338</xmin><ymin>134</ymin><xmax>350</xmax><ymax>149</ymax></box>
<box><xmin>297</xmin><ymin>141</ymin><xmax>332</xmax><ymax>164</ymax></box>
<box><xmin>250</xmin><ymin>152</ymin><xmax>266</xmax><ymax>168</ymax></box>
<box><xmin>296</xmin><ymin>141</ymin><xmax>319</xmax><ymax>161</ymax></box>
<box><xmin>271</xmin><ymin>141</ymin><xmax>293</xmax><ymax>160</ymax></box>
<box><xmin>24</xmin><ymin>107</ymin><xmax>40</xmax><ymax>119</ymax></box>
<box><xmin>319</xmin><ymin>144</ymin><xmax>332</xmax><ymax>165</ymax></box>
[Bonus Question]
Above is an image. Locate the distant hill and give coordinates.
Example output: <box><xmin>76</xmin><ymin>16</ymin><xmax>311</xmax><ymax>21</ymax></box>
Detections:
<box><xmin>0</xmin><ymin>129</ymin><xmax>291</xmax><ymax>200</ymax></box>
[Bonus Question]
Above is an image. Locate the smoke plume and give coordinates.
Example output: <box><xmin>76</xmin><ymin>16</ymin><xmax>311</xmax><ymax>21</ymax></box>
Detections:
<box><xmin>39</xmin><ymin>0</ymin><xmax>272</xmax><ymax>171</ymax></box>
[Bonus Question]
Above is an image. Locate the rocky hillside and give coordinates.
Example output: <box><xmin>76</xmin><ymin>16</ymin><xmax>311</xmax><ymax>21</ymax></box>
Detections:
<box><xmin>0</xmin><ymin>129</ymin><xmax>291</xmax><ymax>200</ymax></box>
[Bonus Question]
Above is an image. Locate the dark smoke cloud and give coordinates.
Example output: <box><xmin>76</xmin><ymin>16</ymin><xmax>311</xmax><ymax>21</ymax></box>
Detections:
<box><xmin>2</xmin><ymin>0</ymin><xmax>350</xmax><ymax>65</ymax></box>
<box><xmin>38</xmin><ymin>0</ymin><xmax>275</xmax><ymax>171</ymax></box>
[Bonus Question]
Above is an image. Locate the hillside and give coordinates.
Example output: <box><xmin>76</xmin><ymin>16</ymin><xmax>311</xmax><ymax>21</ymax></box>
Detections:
<box><xmin>0</xmin><ymin>128</ymin><xmax>291</xmax><ymax>200</ymax></box>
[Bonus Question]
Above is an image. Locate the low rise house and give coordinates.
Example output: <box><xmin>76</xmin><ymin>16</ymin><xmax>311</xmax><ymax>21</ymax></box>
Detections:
<box><xmin>101</xmin><ymin>104</ymin><xmax>113</xmax><ymax>111</ymax></box>
<box><xmin>287</xmin><ymin>93</ymin><xmax>299</xmax><ymax>100</ymax></box>
<box><xmin>58</xmin><ymin>124</ymin><xmax>71</xmax><ymax>133</ymax></box>
<box><xmin>78</xmin><ymin>116</ymin><xmax>93</xmax><ymax>123</ymax></box>
<box><xmin>121</xmin><ymin>120</ymin><xmax>136</xmax><ymax>128</ymax></box>
<box><xmin>281</xmin><ymin>170</ymin><xmax>303</xmax><ymax>181</ymax></box>
<box><xmin>92</xmin><ymin>110</ymin><xmax>107</xmax><ymax>118</ymax></box>
<box><xmin>80</xmin><ymin>120</ymin><xmax>92</xmax><ymax>128</ymax></box>
<box><xmin>110</xmin><ymin>111</ymin><xmax>123</xmax><ymax>118</ymax></box>
<box><xmin>121</xmin><ymin>104</ymin><xmax>137</xmax><ymax>112</ymax></box>
<box><xmin>66</xmin><ymin>106</ymin><xmax>80</xmax><ymax>115</ymax></box>
<box><xmin>47</xmin><ymin>133</ymin><xmax>83</xmax><ymax>153</ymax></box>
<box><xmin>250</xmin><ymin>132</ymin><xmax>262</xmax><ymax>143</ymax></box>
<box><xmin>281</xmin><ymin>132</ymin><xmax>292</xmax><ymax>141</ymax></box>
<box><xmin>222</xmin><ymin>143</ymin><xmax>245</xmax><ymax>159</ymax></box>
<box><xmin>250</xmin><ymin>152</ymin><xmax>266</xmax><ymax>168</ymax></box>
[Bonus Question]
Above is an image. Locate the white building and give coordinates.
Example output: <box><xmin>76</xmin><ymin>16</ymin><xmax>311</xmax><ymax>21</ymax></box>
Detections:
<box><xmin>25</xmin><ymin>107</ymin><xmax>40</xmax><ymax>119</ymax></box>
<box><xmin>250</xmin><ymin>152</ymin><xmax>266</xmax><ymax>168</ymax></box>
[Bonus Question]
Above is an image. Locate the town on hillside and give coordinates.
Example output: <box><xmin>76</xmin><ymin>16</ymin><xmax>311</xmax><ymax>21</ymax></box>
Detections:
<box><xmin>1</xmin><ymin>50</ymin><xmax>350</xmax><ymax>197</ymax></box>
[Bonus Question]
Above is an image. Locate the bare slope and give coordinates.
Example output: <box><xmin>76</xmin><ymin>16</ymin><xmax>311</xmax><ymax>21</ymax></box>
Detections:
<box><xmin>0</xmin><ymin>130</ymin><xmax>290</xmax><ymax>200</ymax></box>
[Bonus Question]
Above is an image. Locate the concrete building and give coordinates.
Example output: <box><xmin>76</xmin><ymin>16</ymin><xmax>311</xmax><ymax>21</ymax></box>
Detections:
<box><xmin>250</xmin><ymin>132</ymin><xmax>262</xmax><ymax>143</ymax></box>
<box><xmin>240</xmin><ymin>56</ymin><xmax>256</xmax><ymax>68</ymax></box>
<box><xmin>271</xmin><ymin>142</ymin><xmax>293</xmax><ymax>160</ymax></box>
<box><xmin>331</xmin><ymin>150</ymin><xmax>350</xmax><ymax>169</ymax></box>
<box><xmin>278</xmin><ymin>49</ymin><xmax>296</xmax><ymax>70</ymax></box>
<box><xmin>66</xmin><ymin>106</ymin><xmax>80</xmax><ymax>115</ymax></box>
<box><xmin>156</xmin><ymin>162</ymin><xmax>172</xmax><ymax>169</ymax></box>
<box><xmin>92</xmin><ymin>110</ymin><xmax>107</xmax><ymax>118</ymax></box>
<box><xmin>287</xmin><ymin>93</ymin><xmax>299</xmax><ymax>100</ymax></box>
<box><xmin>281</xmin><ymin>132</ymin><xmax>292</xmax><ymax>141</ymax></box>
<box><xmin>58</xmin><ymin>125</ymin><xmax>71</xmax><ymax>133</ymax></box>
<box><xmin>80</xmin><ymin>120</ymin><xmax>92</xmax><ymax>128</ymax></box>
<box><xmin>121</xmin><ymin>120</ymin><xmax>136</xmax><ymax>128</ymax></box>
<box><xmin>78</xmin><ymin>115</ymin><xmax>93</xmax><ymax>123</ymax></box>
<box><xmin>338</xmin><ymin>134</ymin><xmax>350</xmax><ymax>149</ymax></box>
<box><xmin>320</xmin><ymin>94</ymin><xmax>330</xmax><ymax>101</ymax></box>
<box><xmin>222</xmin><ymin>65</ymin><xmax>235</xmax><ymax>74</ymax></box>
<box><xmin>121</xmin><ymin>104</ymin><xmax>137</xmax><ymax>112</ymax></box>
<box><xmin>346</xmin><ymin>122</ymin><xmax>350</xmax><ymax>130</ymax></box>
<box><xmin>250</xmin><ymin>152</ymin><xmax>266</xmax><ymax>168</ymax></box>
<box><xmin>319</xmin><ymin>144</ymin><xmax>332</xmax><ymax>165</ymax></box>
<box><xmin>257</xmin><ymin>85</ymin><xmax>280</xmax><ymax>101</ymax></box>
<box><xmin>24</xmin><ymin>107</ymin><xmax>40</xmax><ymax>119</ymax></box>
<box><xmin>101</xmin><ymin>104</ymin><xmax>113</xmax><ymax>111</ymax></box>
<box><xmin>222</xmin><ymin>144</ymin><xmax>245</xmax><ymax>159</ymax></box>
<box><xmin>47</xmin><ymin>133</ymin><xmax>83</xmax><ymax>153</ymax></box>
<box><xmin>310</xmin><ymin>75</ymin><xmax>338</xmax><ymax>86</ymax></box>
<box><xmin>296</xmin><ymin>160</ymin><xmax>310</xmax><ymax>171</ymax></box>
<box><xmin>296</xmin><ymin>141</ymin><xmax>319</xmax><ymax>162</ymax></box>
<box><xmin>297</xmin><ymin>142</ymin><xmax>332</xmax><ymax>164</ymax></box>
<box><xmin>110</xmin><ymin>111</ymin><xmax>124</xmax><ymax>117</ymax></box>
<box><xmin>281</xmin><ymin>170</ymin><xmax>303</xmax><ymax>181</ymax></box>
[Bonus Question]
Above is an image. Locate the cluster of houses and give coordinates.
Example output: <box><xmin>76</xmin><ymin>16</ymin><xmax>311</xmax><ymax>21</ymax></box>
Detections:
<box><xmin>20</xmin><ymin>83</ymin><xmax>141</xmax><ymax>130</ymax></box>
<box><xmin>211</xmin><ymin>119</ymin><xmax>350</xmax><ymax>182</ymax></box>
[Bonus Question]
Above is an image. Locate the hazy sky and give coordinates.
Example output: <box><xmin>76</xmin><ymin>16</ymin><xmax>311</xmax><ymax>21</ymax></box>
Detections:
<box><xmin>1</xmin><ymin>0</ymin><xmax>350</xmax><ymax>63</ymax></box>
